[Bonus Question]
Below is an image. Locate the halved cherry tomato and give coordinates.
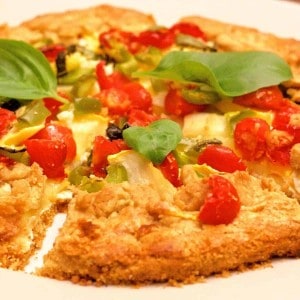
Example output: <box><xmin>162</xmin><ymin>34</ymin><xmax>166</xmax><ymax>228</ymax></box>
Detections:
<box><xmin>127</xmin><ymin>109</ymin><xmax>158</xmax><ymax>126</ymax></box>
<box><xmin>170</xmin><ymin>22</ymin><xmax>207</xmax><ymax>40</ymax></box>
<box><xmin>25</xmin><ymin>139</ymin><xmax>67</xmax><ymax>179</ymax></box>
<box><xmin>97</xmin><ymin>88</ymin><xmax>131</xmax><ymax>116</ymax></box>
<box><xmin>197</xmin><ymin>144</ymin><xmax>246</xmax><ymax>173</ymax></box>
<box><xmin>164</xmin><ymin>88</ymin><xmax>205</xmax><ymax>117</ymax></box>
<box><xmin>40</xmin><ymin>44</ymin><xmax>66</xmax><ymax>62</ymax></box>
<box><xmin>0</xmin><ymin>108</ymin><xmax>16</xmax><ymax>138</ymax></box>
<box><xmin>96</xmin><ymin>61</ymin><xmax>130</xmax><ymax>90</ymax></box>
<box><xmin>96</xmin><ymin>62</ymin><xmax>153</xmax><ymax>116</ymax></box>
<box><xmin>156</xmin><ymin>152</ymin><xmax>182</xmax><ymax>187</ymax></box>
<box><xmin>31</xmin><ymin>124</ymin><xmax>76</xmax><ymax>163</ymax></box>
<box><xmin>121</xmin><ymin>82</ymin><xmax>152</xmax><ymax>112</ymax></box>
<box><xmin>135</xmin><ymin>29</ymin><xmax>175</xmax><ymax>49</ymax></box>
<box><xmin>234</xmin><ymin>117</ymin><xmax>270</xmax><ymax>160</ymax></box>
<box><xmin>233</xmin><ymin>86</ymin><xmax>287</xmax><ymax>111</ymax></box>
<box><xmin>198</xmin><ymin>175</ymin><xmax>241</xmax><ymax>225</ymax></box>
<box><xmin>92</xmin><ymin>136</ymin><xmax>127</xmax><ymax>177</ymax></box>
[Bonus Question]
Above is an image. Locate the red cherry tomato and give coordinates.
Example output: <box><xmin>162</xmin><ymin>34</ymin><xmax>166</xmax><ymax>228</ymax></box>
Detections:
<box><xmin>121</xmin><ymin>82</ymin><xmax>152</xmax><ymax>112</ymax></box>
<box><xmin>234</xmin><ymin>117</ymin><xmax>270</xmax><ymax>160</ymax></box>
<box><xmin>31</xmin><ymin>124</ymin><xmax>76</xmax><ymax>163</ymax></box>
<box><xmin>198</xmin><ymin>175</ymin><xmax>241</xmax><ymax>225</ymax></box>
<box><xmin>40</xmin><ymin>44</ymin><xmax>66</xmax><ymax>62</ymax></box>
<box><xmin>170</xmin><ymin>22</ymin><xmax>207</xmax><ymax>40</ymax></box>
<box><xmin>197</xmin><ymin>144</ymin><xmax>246</xmax><ymax>173</ymax></box>
<box><xmin>156</xmin><ymin>153</ymin><xmax>182</xmax><ymax>187</ymax></box>
<box><xmin>97</xmin><ymin>88</ymin><xmax>131</xmax><ymax>116</ymax></box>
<box><xmin>127</xmin><ymin>109</ymin><xmax>158</xmax><ymax>126</ymax></box>
<box><xmin>164</xmin><ymin>88</ymin><xmax>205</xmax><ymax>117</ymax></box>
<box><xmin>96</xmin><ymin>61</ymin><xmax>130</xmax><ymax>90</ymax></box>
<box><xmin>135</xmin><ymin>29</ymin><xmax>175</xmax><ymax>49</ymax></box>
<box><xmin>43</xmin><ymin>98</ymin><xmax>63</xmax><ymax>122</ymax></box>
<box><xmin>92</xmin><ymin>136</ymin><xmax>126</xmax><ymax>177</ymax></box>
<box><xmin>0</xmin><ymin>108</ymin><xmax>16</xmax><ymax>138</ymax></box>
<box><xmin>25</xmin><ymin>139</ymin><xmax>67</xmax><ymax>179</ymax></box>
<box><xmin>233</xmin><ymin>86</ymin><xmax>287</xmax><ymax>111</ymax></box>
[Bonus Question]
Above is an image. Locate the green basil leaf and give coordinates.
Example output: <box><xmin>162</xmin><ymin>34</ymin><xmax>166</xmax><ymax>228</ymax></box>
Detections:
<box><xmin>123</xmin><ymin>119</ymin><xmax>182</xmax><ymax>164</ymax></box>
<box><xmin>0</xmin><ymin>39</ymin><xmax>66</xmax><ymax>102</ymax></box>
<box><xmin>134</xmin><ymin>51</ymin><xmax>292</xmax><ymax>97</ymax></box>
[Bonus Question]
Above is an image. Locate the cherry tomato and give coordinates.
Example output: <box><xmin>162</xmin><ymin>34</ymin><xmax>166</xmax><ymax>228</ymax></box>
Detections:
<box><xmin>99</xmin><ymin>29</ymin><xmax>134</xmax><ymax>50</ymax></box>
<box><xmin>97</xmin><ymin>88</ymin><xmax>131</xmax><ymax>116</ymax></box>
<box><xmin>234</xmin><ymin>117</ymin><xmax>270</xmax><ymax>160</ymax></box>
<box><xmin>25</xmin><ymin>139</ymin><xmax>67</xmax><ymax>179</ymax></box>
<box><xmin>198</xmin><ymin>175</ymin><xmax>241</xmax><ymax>225</ymax></box>
<box><xmin>31</xmin><ymin>124</ymin><xmax>76</xmax><ymax>163</ymax></box>
<box><xmin>233</xmin><ymin>86</ymin><xmax>287</xmax><ymax>111</ymax></box>
<box><xmin>170</xmin><ymin>22</ymin><xmax>207</xmax><ymax>40</ymax></box>
<box><xmin>272</xmin><ymin>103</ymin><xmax>300</xmax><ymax>144</ymax></box>
<box><xmin>43</xmin><ymin>98</ymin><xmax>63</xmax><ymax>122</ymax></box>
<box><xmin>40</xmin><ymin>44</ymin><xmax>66</xmax><ymax>62</ymax></box>
<box><xmin>0</xmin><ymin>108</ymin><xmax>16</xmax><ymax>138</ymax></box>
<box><xmin>135</xmin><ymin>28</ymin><xmax>175</xmax><ymax>49</ymax></box>
<box><xmin>127</xmin><ymin>109</ymin><xmax>158</xmax><ymax>126</ymax></box>
<box><xmin>121</xmin><ymin>82</ymin><xmax>152</xmax><ymax>112</ymax></box>
<box><xmin>164</xmin><ymin>88</ymin><xmax>205</xmax><ymax>117</ymax></box>
<box><xmin>92</xmin><ymin>136</ymin><xmax>126</xmax><ymax>177</ymax></box>
<box><xmin>156</xmin><ymin>152</ymin><xmax>182</xmax><ymax>187</ymax></box>
<box><xmin>197</xmin><ymin>144</ymin><xmax>246</xmax><ymax>173</ymax></box>
<box><xmin>96</xmin><ymin>61</ymin><xmax>130</xmax><ymax>90</ymax></box>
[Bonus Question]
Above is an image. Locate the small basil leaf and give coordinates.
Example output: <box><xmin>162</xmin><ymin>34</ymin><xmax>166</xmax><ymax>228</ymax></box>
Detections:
<box><xmin>0</xmin><ymin>39</ymin><xmax>66</xmax><ymax>102</ymax></box>
<box><xmin>123</xmin><ymin>119</ymin><xmax>182</xmax><ymax>164</ymax></box>
<box><xmin>134</xmin><ymin>51</ymin><xmax>292</xmax><ymax>97</ymax></box>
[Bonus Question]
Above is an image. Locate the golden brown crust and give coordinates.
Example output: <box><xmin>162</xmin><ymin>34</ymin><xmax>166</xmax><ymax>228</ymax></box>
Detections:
<box><xmin>180</xmin><ymin>15</ymin><xmax>300</xmax><ymax>87</ymax></box>
<box><xmin>0</xmin><ymin>4</ymin><xmax>155</xmax><ymax>44</ymax></box>
<box><xmin>39</xmin><ymin>173</ymin><xmax>300</xmax><ymax>285</ymax></box>
<box><xmin>0</xmin><ymin>163</ymin><xmax>55</xmax><ymax>270</ymax></box>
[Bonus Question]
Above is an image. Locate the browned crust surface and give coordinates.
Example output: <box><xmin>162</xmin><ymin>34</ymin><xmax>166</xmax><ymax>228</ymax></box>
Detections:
<box><xmin>0</xmin><ymin>4</ymin><xmax>155</xmax><ymax>44</ymax></box>
<box><xmin>39</xmin><ymin>172</ymin><xmax>300</xmax><ymax>285</ymax></box>
<box><xmin>0</xmin><ymin>163</ymin><xmax>55</xmax><ymax>270</ymax></box>
<box><xmin>180</xmin><ymin>15</ymin><xmax>300</xmax><ymax>87</ymax></box>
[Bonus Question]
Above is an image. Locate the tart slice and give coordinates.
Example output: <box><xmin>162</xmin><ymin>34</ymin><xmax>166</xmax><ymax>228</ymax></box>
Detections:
<box><xmin>0</xmin><ymin>161</ymin><xmax>56</xmax><ymax>270</ymax></box>
<box><xmin>38</xmin><ymin>154</ymin><xmax>300</xmax><ymax>285</ymax></box>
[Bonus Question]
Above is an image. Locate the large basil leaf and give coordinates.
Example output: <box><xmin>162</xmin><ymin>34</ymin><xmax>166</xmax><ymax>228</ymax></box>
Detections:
<box><xmin>134</xmin><ymin>51</ymin><xmax>292</xmax><ymax>97</ymax></box>
<box><xmin>0</xmin><ymin>39</ymin><xmax>65</xmax><ymax>102</ymax></box>
<box><xmin>123</xmin><ymin>119</ymin><xmax>182</xmax><ymax>164</ymax></box>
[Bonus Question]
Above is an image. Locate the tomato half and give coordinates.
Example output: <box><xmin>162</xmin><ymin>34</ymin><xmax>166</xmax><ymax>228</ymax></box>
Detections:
<box><xmin>25</xmin><ymin>139</ymin><xmax>67</xmax><ymax>179</ymax></box>
<box><xmin>0</xmin><ymin>108</ymin><xmax>16</xmax><ymax>138</ymax></box>
<box><xmin>31</xmin><ymin>124</ymin><xmax>76</xmax><ymax>163</ymax></box>
<box><xmin>170</xmin><ymin>22</ymin><xmax>207</xmax><ymax>40</ymax></box>
<box><xmin>198</xmin><ymin>175</ymin><xmax>241</xmax><ymax>225</ymax></box>
<box><xmin>127</xmin><ymin>109</ymin><xmax>158</xmax><ymax>127</ymax></box>
<box><xmin>234</xmin><ymin>117</ymin><xmax>270</xmax><ymax>160</ymax></box>
<box><xmin>164</xmin><ymin>88</ymin><xmax>204</xmax><ymax>117</ymax></box>
<box><xmin>156</xmin><ymin>152</ymin><xmax>182</xmax><ymax>187</ymax></box>
<box><xmin>92</xmin><ymin>136</ymin><xmax>127</xmax><ymax>177</ymax></box>
<box><xmin>233</xmin><ymin>86</ymin><xmax>287</xmax><ymax>111</ymax></box>
<box><xmin>197</xmin><ymin>144</ymin><xmax>246</xmax><ymax>173</ymax></box>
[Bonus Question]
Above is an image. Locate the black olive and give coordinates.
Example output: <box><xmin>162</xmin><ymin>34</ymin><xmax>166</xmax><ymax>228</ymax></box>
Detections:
<box><xmin>106</xmin><ymin>123</ymin><xmax>123</xmax><ymax>140</ymax></box>
<box><xmin>56</xmin><ymin>51</ymin><xmax>67</xmax><ymax>77</ymax></box>
<box><xmin>1</xmin><ymin>99</ymin><xmax>21</xmax><ymax>112</ymax></box>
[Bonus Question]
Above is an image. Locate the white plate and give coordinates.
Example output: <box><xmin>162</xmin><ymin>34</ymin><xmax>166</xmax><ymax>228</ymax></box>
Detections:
<box><xmin>1</xmin><ymin>1</ymin><xmax>300</xmax><ymax>299</ymax></box>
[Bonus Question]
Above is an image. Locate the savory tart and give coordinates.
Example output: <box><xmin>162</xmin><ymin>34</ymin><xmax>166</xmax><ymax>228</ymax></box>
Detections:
<box><xmin>0</xmin><ymin>3</ymin><xmax>299</xmax><ymax>285</ymax></box>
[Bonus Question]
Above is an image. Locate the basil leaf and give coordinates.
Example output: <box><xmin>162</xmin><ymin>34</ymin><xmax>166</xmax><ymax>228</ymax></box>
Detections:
<box><xmin>0</xmin><ymin>39</ymin><xmax>65</xmax><ymax>102</ymax></box>
<box><xmin>134</xmin><ymin>51</ymin><xmax>292</xmax><ymax>97</ymax></box>
<box><xmin>123</xmin><ymin>119</ymin><xmax>182</xmax><ymax>164</ymax></box>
